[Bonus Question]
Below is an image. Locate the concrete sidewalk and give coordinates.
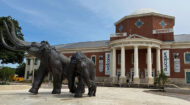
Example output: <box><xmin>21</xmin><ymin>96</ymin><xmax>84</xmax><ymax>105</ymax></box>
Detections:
<box><xmin>0</xmin><ymin>85</ymin><xmax>190</xmax><ymax>105</ymax></box>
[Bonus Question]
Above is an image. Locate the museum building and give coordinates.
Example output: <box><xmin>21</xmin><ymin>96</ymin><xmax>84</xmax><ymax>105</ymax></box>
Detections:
<box><xmin>24</xmin><ymin>9</ymin><xmax>190</xmax><ymax>85</ymax></box>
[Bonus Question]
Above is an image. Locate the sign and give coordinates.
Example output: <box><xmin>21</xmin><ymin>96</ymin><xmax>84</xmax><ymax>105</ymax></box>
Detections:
<box><xmin>186</xmin><ymin>72</ymin><xmax>190</xmax><ymax>84</ymax></box>
<box><xmin>105</xmin><ymin>53</ymin><xmax>111</xmax><ymax>75</ymax></box>
<box><xmin>153</xmin><ymin>28</ymin><xmax>173</xmax><ymax>34</ymax></box>
<box><xmin>173</xmin><ymin>53</ymin><xmax>180</xmax><ymax>72</ymax></box>
<box><xmin>162</xmin><ymin>50</ymin><xmax>170</xmax><ymax>76</ymax></box>
<box><xmin>99</xmin><ymin>56</ymin><xmax>103</xmax><ymax>72</ymax></box>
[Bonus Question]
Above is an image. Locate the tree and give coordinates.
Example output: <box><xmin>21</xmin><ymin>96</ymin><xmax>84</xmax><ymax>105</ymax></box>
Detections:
<box><xmin>0</xmin><ymin>67</ymin><xmax>15</xmax><ymax>81</ymax></box>
<box><xmin>15</xmin><ymin>63</ymin><xmax>26</xmax><ymax>77</ymax></box>
<box><xmin>0</xmin><ymin>16</ymin><xmax>25</xmax><ymax>64</ymax></box>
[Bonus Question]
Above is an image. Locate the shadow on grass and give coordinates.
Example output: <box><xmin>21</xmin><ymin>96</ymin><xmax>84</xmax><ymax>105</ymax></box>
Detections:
<box><xmin>144</xmin><ymin>89</ymin><xmax>190</xmax><ymax>102</ymax></box>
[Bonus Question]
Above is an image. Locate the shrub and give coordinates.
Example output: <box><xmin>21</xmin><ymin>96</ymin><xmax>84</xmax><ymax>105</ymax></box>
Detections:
<box><xmin>15</xmin><ymin>63</ymin><xmax>25</xmax><ymax>77</ymax></box>
<box><xmin>154</xmin><ymin>69</ymin><xmax>168</xmax><ymax>91</ymax></box>
<box><xmin>0</xmin><ymin>67</ymin><xmax>15</xmax><ymax>81</ymax></box>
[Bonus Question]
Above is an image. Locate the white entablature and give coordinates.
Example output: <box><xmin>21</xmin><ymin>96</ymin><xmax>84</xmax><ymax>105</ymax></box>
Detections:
<box><xmin>109</xmin><ymin>34</ymin><xmax>162</xmax><ymax>49</ymax></box>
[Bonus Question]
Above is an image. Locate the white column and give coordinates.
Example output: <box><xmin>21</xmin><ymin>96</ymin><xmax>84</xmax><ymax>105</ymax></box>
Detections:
<box><xmin>147</xmin><ymin>46</ymin><xmax>152</xmax><ymax>78</ymax></box>
<box><xmin>24</xmin><ymin>59</ymin><xmax>28</xmax><ymax>80</ymax></box>
<box><xmin>31</xmin><ymin>58</ymin><xmax>35</xmax><ymax>83</ymax></box>
<box><xmin>156</xmin><ymin>48</ymin><xmax>161</xmax><ymax>75</ymax></box>
<box><xmin>120</xmin><ymin>46</ymin><xmax>125</xmax><ymax>77</ymax></box>
<box><xmin>111</xmin><ymin>48</ymin><xmax>116</xmax><ymax>77</ymax></box>
<box><xmin>134</xmin><ymin>45</ymin><xmax>139</xmax><ymax>78</ymax></box>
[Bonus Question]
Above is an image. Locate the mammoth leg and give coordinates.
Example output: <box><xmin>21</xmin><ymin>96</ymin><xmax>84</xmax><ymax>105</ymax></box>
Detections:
<box><xmin>88</xmin><ymin>80</ymin><xmax>96</xmax><ymax>96</ymax></box>
<box><xmin>29</xmin><ymin>65</ymin><xmax>48</xmax><ymax>94</ymax></box>
<box><xmin>68</xmin><ymin>72</ymin><xmax>76</xmax><ymax>93</ymax></box>
<box><xmin>52</xmin><ymin>68</ymin><xmax>62</xmax><ymax>94</ymax></box>
<box><xmin>68</xmin><ymin>64</ymin><xmax>76</xmax><ymax>93</ymax></box>
<box><xmin>82</xmin><ymin>68</ymin><xmax>96</xmax><ymax>97</ymax></box>
<box><xmin>74</xmin><ymin>76</ymin><xmax>85</xmax><ymax>97</ymax></box>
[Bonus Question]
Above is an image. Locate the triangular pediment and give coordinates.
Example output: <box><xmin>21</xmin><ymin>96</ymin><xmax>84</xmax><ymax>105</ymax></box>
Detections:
<box><xmin>126</xmin><ymin>34</ymin><xmax>148</xmax><ymax>40</ymax></box>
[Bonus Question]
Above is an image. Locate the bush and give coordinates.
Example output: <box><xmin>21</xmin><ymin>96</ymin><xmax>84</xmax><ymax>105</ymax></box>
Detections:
<box><xmin>0</xmin><ymin>81</ymin><xmax>10</xmax><ymax>85</ymax></box>
<box><xmin>0</xmin><ymin>67</ymin><xmax>15</xmax><ymax>81</ymax></box>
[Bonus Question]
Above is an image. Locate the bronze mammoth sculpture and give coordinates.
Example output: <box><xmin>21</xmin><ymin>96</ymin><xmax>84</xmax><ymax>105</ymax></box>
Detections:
<box><xmin>0</xmin><ymin>19</ymin><xmax>70</xmax><ymax>94</ymax></box>
<box><xmin>68</xmin><ymin>52</ymin><xmax>96</xmax><ymax>97</ymax></box>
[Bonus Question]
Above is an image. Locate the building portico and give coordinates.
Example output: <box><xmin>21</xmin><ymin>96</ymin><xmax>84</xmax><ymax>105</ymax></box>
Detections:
<box><xmin>110</xmin><ymin>34</ymin><xmax>161</xmax><ymax>84</ymax></box>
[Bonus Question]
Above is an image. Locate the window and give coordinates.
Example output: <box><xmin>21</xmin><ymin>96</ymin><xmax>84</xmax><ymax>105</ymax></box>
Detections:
<box><xmin>132</xmin><ymin>54</ymin><xmax>134</xmax><ymax>64</ymax></box>
<box><xmin>34</xmin><ymin>58</ymin><xmax>38</xmax><ymax>65</ymax></box>
<box><xmin>184</xmin><ymin>52</ymin><xmax>190</xmax><ymax>64</ymax></box>
<box><xmin>99</xmin><ymin>56</ymin><xmax>103</xmax><ymax>72</ymax></box>
<box><xmin>135</xmin><ymin>19</ymin><xmax>144</xmax><ymax>28</ymax></box>
<box><xmin>27</xmin><ymin>71</ymin><xmax>30</xmax><ymax>79</ymax></box>
<box><xmin>118</xmin><ymin>54</ymin><xmax>121</xmax><ymax>65</ymax></box>
<box><xmin>99</xmin><ymin>56</ymin><xmax>103</xmax><ymax>60</ymax></box>
<box><xmin>152</xmin><ymin>69</ymin><xmax>155</xmax><ymax>77</ymax></box>
<box><xmin>145</xmin><ymin>69</ymin><xmax>155</xmax><ymax>78</ymax></box>
<box><xmin>27</xmin><ymin>59</ymin><xmax>31</xmax><ymax>65</ymax></box>
<box><xmin>119</xmin><ymin>25</ymin><xmax>123</xmax><ymax>32</ymax></box>
<box><xmin>91</xmin><ymin>55</ymin><xmax>96</xmax><ymax>65</ymax></box>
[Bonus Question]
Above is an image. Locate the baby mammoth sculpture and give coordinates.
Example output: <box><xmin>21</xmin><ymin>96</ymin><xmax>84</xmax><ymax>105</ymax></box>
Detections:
<box><xmin>68</xmin><ymin>52</ymin><xmax>96</xmax><ymax>97</ymax></box>
<box><xmin>0</xmin><ymin>19</ymin><xmax>70</xmax><ymax>94</ymax></box>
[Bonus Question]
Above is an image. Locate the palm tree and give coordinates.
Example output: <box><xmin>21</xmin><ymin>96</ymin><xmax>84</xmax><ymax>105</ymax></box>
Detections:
<box><xmin>154</xmin><ymin>69</ymin><xmax>168</xmax><ymax>91</ymax></box>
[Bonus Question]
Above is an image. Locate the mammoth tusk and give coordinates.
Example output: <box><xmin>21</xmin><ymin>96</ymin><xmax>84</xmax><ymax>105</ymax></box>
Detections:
<box><xmin>3</xmin><ymin>19</ymin><xmax>32</xmax><ymax>48</ymax></box>
<box><xmin>0</xmin><ymin>30</ymin><xmax>24</xmax><ymax>51</ymax></box>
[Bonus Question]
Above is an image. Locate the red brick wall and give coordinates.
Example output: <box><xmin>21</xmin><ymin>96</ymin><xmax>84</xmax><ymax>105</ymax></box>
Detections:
<box><xmin>63</xmin><ymin>52</ymin><xmax>109</xmax><ymax>77</ymax></box>
<box><xmin>113</xmin><ymin>15</ymin><xmax>175</xmax><ymax>41</ymax></box>
<box><xmin>160</xmin><ymin>49</ymin><xmax>190</xmax><ymax>78</ymax></box>
<box><xmin>152</xmin><ymin>16</ymin><xmax>174</xmax><ymax>29</ymax></box>
<box><xmin>116</xmin><ymin>16</ymin><xmax>153</xmax><ymax>38</ymax></box>
<box><xmin>153</xmin><ymin>33</ymin><xmax>174</xmax><ymax>41</ymax></box>
<box><xmin>62</xmin><ymin>48</ymin><xmax>190</xmax><ymax>79</ymax></box>
<box><xmin>110</xmin><ymin>36</ymin><xmax>127</xmax><ymax>41</ymax></box>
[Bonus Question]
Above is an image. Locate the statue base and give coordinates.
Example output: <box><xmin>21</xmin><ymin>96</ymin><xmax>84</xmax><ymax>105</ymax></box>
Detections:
<box><xmin>133</xmin><ymin>77</ymin><xmax>140</xmax><ymax>84</ymax></box>
<box><xmin>119</xmin><ymin>76</ymin><xmax>126</xmax><ymax>84</ymax></box>
<box><xmin>147</xmin><ymin>78</ymin><xmax>154</xmax><ymax>84</ymax></box>
<box><xmin>110</xmin><ymin>76</ymin><xmax>118</xmax><ymax>84</ymax></box>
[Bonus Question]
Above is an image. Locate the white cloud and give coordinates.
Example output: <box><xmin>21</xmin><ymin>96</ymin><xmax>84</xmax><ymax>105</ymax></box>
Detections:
<box><xmin>1</xmin><ymin>0</ymin><xmax>59</xmax><ymax>29</ymax></box>
<box><xmin>77</xmin><ymin>0</ymin><xmax>132</xmax><ymax>20</ymax></box>
<box><xmin>76</xmin><ymin>0</ymin><xmax>190</xmax><ymax>34</ymax></box>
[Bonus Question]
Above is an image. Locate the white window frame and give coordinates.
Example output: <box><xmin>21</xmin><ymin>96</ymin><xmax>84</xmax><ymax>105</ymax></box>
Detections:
<box><xmin>34</xmin><ymin>58</ymin><xmax>38</xmax><ymax>65</ymax></box>
<box><xmin>185</xmin><ymin>69</ymin><xmax>190</xmax><ymax>84</ymax></box>
<box><xmin>184</xmin><ymin>52</ymin><xmax>190</xmax><ymax>64</ymax></box>
<box><xmin>91</xmin><ymin>55</ymin><xmax>96</xmax><ymax>65</ymax></box>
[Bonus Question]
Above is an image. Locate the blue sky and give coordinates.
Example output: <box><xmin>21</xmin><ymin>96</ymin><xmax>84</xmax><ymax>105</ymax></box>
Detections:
<box><xmin>1</xmin><ymin>0</ymin><xmax>190</xmax><ymax>68</ymax></box>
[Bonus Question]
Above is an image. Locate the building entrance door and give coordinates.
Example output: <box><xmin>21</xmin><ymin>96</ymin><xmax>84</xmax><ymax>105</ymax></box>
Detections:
<box><xmin>186</xmin><ymin>72</ymin><xmax>190</xmax><ymax>84</ymax></box>
<box><xmin>130</xmin><ymin>68</ymin><xmax>134</xmax><ymax>82</ymax></box>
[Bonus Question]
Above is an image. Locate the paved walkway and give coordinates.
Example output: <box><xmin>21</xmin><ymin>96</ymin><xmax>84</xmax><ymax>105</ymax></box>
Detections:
<box><xmin>0</xmin><ymin>85</ymin><xmax>190</xmax><ymax>105</ymax></box>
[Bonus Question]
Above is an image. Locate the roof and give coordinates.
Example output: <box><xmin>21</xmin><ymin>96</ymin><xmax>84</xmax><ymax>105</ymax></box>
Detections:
<box><xmin>55</xmin><ymin>40</ymin><xmax>109</xmax><ymax>50</ymax></box>
<box><xmin>115</xmin><ymin>9</ymin><xmax>175</xmax><ymax>25</ymax></box>
<box><xmin>174</xmin><ymin>34</ymin><xmax>190</xmax><ymax>42</ymax></box>
<box><xmin>54</xmin><ymin>34</ymin><xmax>190</xmax><ymax>50</ymax></box>
<box><xmin>131</xmin><ymin>8</ymin><xmax>159</xmax><ymax>15</ymax></box>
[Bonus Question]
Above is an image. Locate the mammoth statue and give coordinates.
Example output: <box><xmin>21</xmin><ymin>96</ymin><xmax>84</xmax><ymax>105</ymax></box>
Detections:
<box><xmin>68</xmin><ymin>52</ymin><xmax>96</xmax><ymax>97</ymax></box>
<box><xmin>0</xmin><ymin>19</ymin><xmax>70</xmax><ymax>94</ymax></box>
